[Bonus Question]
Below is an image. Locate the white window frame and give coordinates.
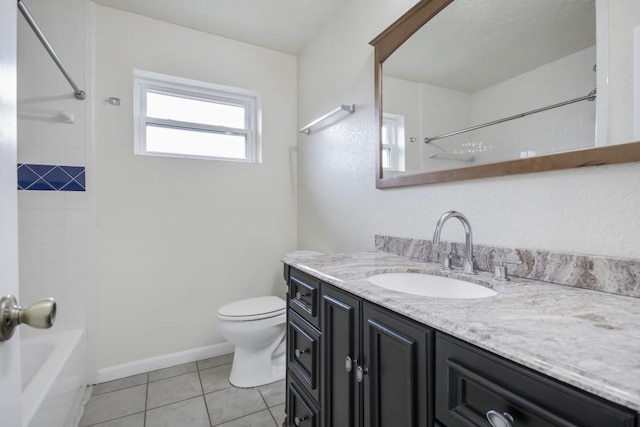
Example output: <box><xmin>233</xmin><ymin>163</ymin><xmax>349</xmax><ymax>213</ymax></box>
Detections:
<box><xmin>382</xmin><ymin>113</ymin><xmax>405</xmax><ymax>171</ymax></box>
<box><xmin>133</xmin><ymin>69</ymin><xmax>261</xmax><ymax>162</ymax></box>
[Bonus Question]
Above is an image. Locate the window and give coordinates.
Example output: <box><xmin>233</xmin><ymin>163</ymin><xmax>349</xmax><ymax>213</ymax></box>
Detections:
<box><xmin>134</xmin><ymin>70</ymin><xmax>261</xmax><ymax>162</ymax></box>
<box><xmin>381</xmin><ymin>114</ymin><xmax>405</xmax><ymax>171</ymax></box>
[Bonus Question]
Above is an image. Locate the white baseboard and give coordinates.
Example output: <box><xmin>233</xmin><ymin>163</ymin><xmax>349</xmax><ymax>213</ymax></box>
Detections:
<box><xmin>96</xmin><ymin>342</ymin><xmax>235</xmax><ymax>384</ymax></box>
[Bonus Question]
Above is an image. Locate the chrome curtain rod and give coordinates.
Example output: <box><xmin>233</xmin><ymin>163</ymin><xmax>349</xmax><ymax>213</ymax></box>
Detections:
<box><xmin>424</xmin><ymin>89</ymin><xmax>596</xmax><ymax>144</ymax></box>
<box><xmin>300</xmin><ymin>104</ymin><xmax>355</xmax><ymax>134</ymax></box>
<box><xmin>17</xmin><ymin>0</ymin><xmax>86</xmax><ymax>100</ymax></box>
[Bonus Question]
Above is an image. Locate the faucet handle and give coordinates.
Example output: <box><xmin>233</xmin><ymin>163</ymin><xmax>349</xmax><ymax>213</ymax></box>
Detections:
<box><xmin>431</xmin><ymin>248</ymin><xmax>453</xmax><ymax>270</ymax></box>
<box><xmin>493</xmin><ymin>259</ymin><xmax>522</xmax><ymax>281</ymax></box>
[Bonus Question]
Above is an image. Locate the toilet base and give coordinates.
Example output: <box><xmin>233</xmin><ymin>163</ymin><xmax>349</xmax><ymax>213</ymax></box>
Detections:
<box><xmin>228</xmin><ymin>344</ymin><xmax>285</xmax><ymax>388</ymax></box>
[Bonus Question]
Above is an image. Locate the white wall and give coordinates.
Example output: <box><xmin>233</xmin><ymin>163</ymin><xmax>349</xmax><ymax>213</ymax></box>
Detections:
<box><xmin>385</xmin><ymin>46</ymin><xmax>596</xmax><ymax>172</ymax></box>
<box><xmin>94</xmin><ymin>6</ymin><xmax>297</xmax><ymax>369</ymax></box>
<box><xmin>16</xmin><ymin>0</ymin><xmax>94</xmax><ymax>352</ymax></box>
<box><xmin>600</xmin><ymin>0</ymin><xmax>640</xmax><ymax>145</ymax></box>
<box><xmin>471</xmin><ymin>46</ymin><xmax>596</xmax><ymax>161</ymax></box>
<box><xmin>297</xmin><ymin>0</ymin><xmax>640</xmax><ymax>260</ymax></box>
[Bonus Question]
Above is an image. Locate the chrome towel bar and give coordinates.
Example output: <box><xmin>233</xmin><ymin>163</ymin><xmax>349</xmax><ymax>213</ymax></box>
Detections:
<box><xmin>300</xmin><ymin>104</ymin><xmax>355</xmax><ymax>135</ymax></box>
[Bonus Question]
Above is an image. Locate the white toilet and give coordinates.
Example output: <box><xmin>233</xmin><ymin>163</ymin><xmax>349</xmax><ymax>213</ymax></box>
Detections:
<box><xmin>217</xmin><ymin>295</ymin><xmax>286</xmax><ymax>388</ymax></box>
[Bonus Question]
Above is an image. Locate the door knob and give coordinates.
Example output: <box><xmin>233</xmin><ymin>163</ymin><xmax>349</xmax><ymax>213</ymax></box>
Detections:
<box><xmin>0</xmin><ymin>295</ymin><xmax>56</xmax><ymax>341</ymax></box>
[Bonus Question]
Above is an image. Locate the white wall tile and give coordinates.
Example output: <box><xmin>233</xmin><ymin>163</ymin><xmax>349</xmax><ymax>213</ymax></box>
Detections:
<box><xmin>64</xmin><ymin>192</ymin><xmax>86</xmax><ymax>208</ymax></box>
<box><xmin>40</xmin><ymin>192</ymin><xmax>65</xmax><ymax>209</ymax></box>
<box><xmin>41</xmin><ymin>208</ymin><xmax>65</xmax><ymax>227</ymax></box>
<box><xmin>66</xmin><ymin>209</ymin><xmax>87</xmax><ymax>227</ymax></box>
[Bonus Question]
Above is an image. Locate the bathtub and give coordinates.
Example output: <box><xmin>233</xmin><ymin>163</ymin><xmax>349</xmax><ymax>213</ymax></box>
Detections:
<box><xmin>21</xmin><ymin>329</ymin><xmax>88</xmax><ymax>427</ymax></box>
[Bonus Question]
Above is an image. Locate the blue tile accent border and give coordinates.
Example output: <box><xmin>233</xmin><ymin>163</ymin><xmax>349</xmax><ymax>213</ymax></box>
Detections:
<box><xmin>17</xmin><ymin>164</ymin><xmax>85</xmax><ymax>191</ymax></box>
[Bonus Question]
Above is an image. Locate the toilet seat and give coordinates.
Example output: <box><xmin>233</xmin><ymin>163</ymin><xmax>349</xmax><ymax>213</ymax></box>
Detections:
<box><xmin>217</xmin><ymin>296</ymin><xmax>286</xmax><ymax>321</ymax></box>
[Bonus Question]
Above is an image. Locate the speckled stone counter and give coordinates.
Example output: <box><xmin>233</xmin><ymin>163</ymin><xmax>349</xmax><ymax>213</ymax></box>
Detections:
<box><xmin>282</xmin><ymin>251</ymin><xmax>640</xmax><ymax>412</ymax></box>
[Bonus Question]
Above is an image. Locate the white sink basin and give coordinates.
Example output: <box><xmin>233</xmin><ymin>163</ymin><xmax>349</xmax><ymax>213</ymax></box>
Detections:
<box><xmin>367</xmin><ymin>273</ymin><xmax>497</xmax><ymax>299</ymax></box>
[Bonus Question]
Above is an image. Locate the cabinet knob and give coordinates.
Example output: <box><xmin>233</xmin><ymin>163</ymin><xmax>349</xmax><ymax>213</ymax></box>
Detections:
<box><xmin>295</xmin><ymin>291</ymin><xmax>309</xmax><ymax>300</ymax></box>
<box><xmin>356</xmin><ymin>365</ymin><xmax>368</xmax><ymax>382</ymax></box>
<box><xmin>294</xmin><ymin>415</ymin><xmax>307</xmax><ymax>426</ymax></box>
<box><xmin>294</xmin><ymin>348</ymin><xmax>308</xmax><ymax>358</ymax></box>
<box><xmin>345</xmin><ymin>356</ymin><xmax>353</xmax><ymax>373</ymax></box>
<box><xmin>486</xmin><ymin>410</ymin><xmax>514</xmax><ymax>427</ymax></box>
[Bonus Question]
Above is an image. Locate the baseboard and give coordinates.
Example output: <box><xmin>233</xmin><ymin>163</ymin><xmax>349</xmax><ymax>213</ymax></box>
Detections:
<box><xmin>96</xmin><ymin>342</ymin><xmax>234</xmax><ymax>384</ymax></box>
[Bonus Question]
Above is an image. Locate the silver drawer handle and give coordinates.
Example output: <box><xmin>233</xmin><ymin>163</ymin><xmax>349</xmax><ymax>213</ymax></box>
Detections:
<box><xmin>294</xmin><ymin>415</ymin><xmax>307</xmax><ymax>426</ymax></box>
<box><xmin>295</xmin><ymin>291</ymin><xmax>309</xmax><ymax>300</ymax></box>
<box><xmin>294</xmin><ymin>348</ymin><xmax>308</xmax><ymax>358</ymax></box>
<box><xmin>356</xmin><ymin>364</ymin><xmax>368</xmax><ymax>383</ymax></box>
<box><xmin>486</xmin><ymin>410</ymin><xmax>514</xmax><ymax>427</ymax></box>
<box><xmin>345</xmin><ymin>356</ymin><xmax>353</xmax><ymax>373</ymax></box>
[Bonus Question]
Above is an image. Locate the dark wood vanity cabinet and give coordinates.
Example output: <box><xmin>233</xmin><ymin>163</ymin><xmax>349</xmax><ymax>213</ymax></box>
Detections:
<box><xmin>361</xmin><ymin>301</ymin><xmax>432</xmax><ymax>427</ymax></box>
<box><xmin>284</xmin><ymin>266</ymin><xmax>638</xmax><ymax>427</ymax></box>
<box><xmin>321</xmin><ymin>285</ymin><xmax>362</xmax><ymax>427</ymax></box>
<box><xmin>285</xmin><ymin>266</ymin><xmax>433</xmax><ymax>427</ymax></box>
<box><xmin>321</xmin><ymin>284</ymin><xmax>433</xmax><ymax>427</ymax></box>
<box><xmin>435</xmin><ymin>332</ymin><xmax>637</xmax><ymax>427</ymax></box>
<box><xmin>286</xmin><ymin>268</ymin><xmax>322</xmax><ymax>427</ymax></box>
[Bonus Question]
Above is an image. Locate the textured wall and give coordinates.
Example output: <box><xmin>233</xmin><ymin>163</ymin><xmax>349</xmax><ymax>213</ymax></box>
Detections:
<box><xmin>297</xmin><ymin>0</ymin><xmax>640</xmax><ymax>260</ymax></box>
<box><xmin>94</xmin><ymin>6</ymin><xmax>298</xmax><ymax>369</ymax></box>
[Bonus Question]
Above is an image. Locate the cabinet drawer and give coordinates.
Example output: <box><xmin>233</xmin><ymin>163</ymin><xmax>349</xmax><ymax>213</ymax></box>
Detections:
<box><xmin>288</xmin><ymin>310</ymin><xmax>320</xmax><ymax>402</ymax></box>
<box><xmin>287</xmin><ymin>376</ymin><xmax>320</xmax><ymax>427</ymax></box>
<box><xmin>289</xmin><ymin>269</ymin><xmax>321</xmax><ymax>328</ymax></box>
<box><xmin>435</xmin><ymin>332</ymin><xmax>636</xmax><ymax>427</ymax></box>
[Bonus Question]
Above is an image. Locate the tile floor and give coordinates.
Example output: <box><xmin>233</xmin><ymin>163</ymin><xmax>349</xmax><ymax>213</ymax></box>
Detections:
<box><xmin>79</xmin><ymin>354</ymin><xmax>285</xmax><ymax>427</ymax></box>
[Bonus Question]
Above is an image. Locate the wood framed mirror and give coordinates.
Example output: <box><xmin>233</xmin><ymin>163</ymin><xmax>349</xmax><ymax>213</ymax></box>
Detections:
<box><xmin>370</xmin><ymin>0</ymin><xmax>640</xmax><ymax>189</ymax></box>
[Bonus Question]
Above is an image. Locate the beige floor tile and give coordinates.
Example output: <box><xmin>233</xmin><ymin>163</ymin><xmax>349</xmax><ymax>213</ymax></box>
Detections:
<box><xmin>149</xmin><ymin>362</ymin><xmax>198</xmax><ymax>382</ymax></box>
<box><xmin>258</xmin><ymin>380</ymin><xmax>285</xmax><ymax>407</ymax></box>
<box><xmin>215</xmin><ymin>409</ymin><xmax>277</xmax><ymax>426</ymax></box>
<box><xmin>79</xmin><ymin>385</ymin><xmax>146</xmax><ymax>426</ymax></box>
<box><xmin>269</xmin><ymin>404</ymin><xmax>286</xmax><ymax>426</ymax></box>
<box><xmin>199</xmin><ymin>364</ymin><xmax>233</xmax><ymax>394</ymax></box>
<box><xmin>197</xmin><ymin>353</ymin><xmax>233</xmax><ymax>370</ymax></box>
<box><xmin>205</xmin><ymin>387</ymin><xmax>267</xmax><ymax>425</ymax></box>
<box><xmin>147</xmin><ymin>372</ymin><xmax>202</xmax><ymax>409</ymax></box>
<box><xmin>146</xmin><ymin>396</ymin><xmax>210</xmax><ymax>427</ymax></box>
<box><xmin>88</xmin><ymin>413</ymin><xmax>145</xmax><ymax>427</ymax></box>
<box><xmin>92</xmin><ymin>374</ymin><xmax>148</xmax><ymax>396</ymax></box>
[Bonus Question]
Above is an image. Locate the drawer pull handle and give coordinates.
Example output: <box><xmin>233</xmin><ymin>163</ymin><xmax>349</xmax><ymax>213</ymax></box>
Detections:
<box><xmin>486</xmin><ymin>410</ymin><xmax>514</xmax><ymax>427</ymax></box>
<box><xmin>294</xmin><ymin>415</ymin><xmax>307</xmax><ymax>426</ymax></box>
<box><xmin>295</xmin><ymin>291</ymin><xmax>309</xmax><ymax>300</ymax></box>
<box><xmin>294</xmin><ymin>348</ymin><xmax>308</xmax><ymax>358</ymax></box>
<box><xmin>356</xmin><ymin>364</ymin><xmax>368</xmax><ymax>382</ymax></box>
<box><xmin>345</xmin><ymin>356</ymin><xmax>353</xmax><ymax>373</ymax></box>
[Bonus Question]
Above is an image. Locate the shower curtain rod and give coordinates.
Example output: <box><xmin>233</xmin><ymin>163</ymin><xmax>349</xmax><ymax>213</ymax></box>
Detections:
<box><xmin>424</xmin><ymin>88</ymin><xmax>596</xmax><ymax>144</ymax></box>
<box><xmin>18</xmin><ymin>0</ymin><xmax>86</xmax><ymax>100</ymax></box>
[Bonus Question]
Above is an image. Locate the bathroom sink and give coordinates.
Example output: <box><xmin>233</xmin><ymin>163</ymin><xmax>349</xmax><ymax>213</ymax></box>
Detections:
<box><xmin>366</xmin><ymin>273</ymin><xmax>497</xmax><ymax>299</ymax></box>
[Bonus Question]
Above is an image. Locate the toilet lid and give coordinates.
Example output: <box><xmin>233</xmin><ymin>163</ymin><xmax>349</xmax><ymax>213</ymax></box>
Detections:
<box><xmin>218</xmin><ymin>296</ymin><xmax>286</xmax><ymax>321</ymax></box>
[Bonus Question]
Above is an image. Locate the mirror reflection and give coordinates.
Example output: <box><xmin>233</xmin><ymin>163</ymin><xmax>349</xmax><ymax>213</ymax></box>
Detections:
<box><xmin>381</xmin><ymin>0</ymin><xmax>596</xmax><ymax>176</ymax></box>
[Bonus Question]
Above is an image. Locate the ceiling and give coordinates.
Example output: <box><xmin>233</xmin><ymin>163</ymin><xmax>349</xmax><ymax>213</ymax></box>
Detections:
<box><xmin>91</xmin><ymin>0</ymin><xmax>349</xmax><ymax>54</ymax></box>
<box><xmin>384</xmin><ymin>0</ymin><xmax>596</xmax><ymax>93</ymax></box>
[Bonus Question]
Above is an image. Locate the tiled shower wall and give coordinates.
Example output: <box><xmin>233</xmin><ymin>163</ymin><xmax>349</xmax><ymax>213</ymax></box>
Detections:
<box><xmin>17</xmin><ymin>0</ymin><xmax>93</xmax><ymax>340</ymax></box>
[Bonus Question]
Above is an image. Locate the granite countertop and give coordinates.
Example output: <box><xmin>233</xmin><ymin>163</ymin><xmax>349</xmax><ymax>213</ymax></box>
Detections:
<box><xmin>282</xmin><ymin>251</ymin><xmax>640</xmax><ymax>412</ymax></box>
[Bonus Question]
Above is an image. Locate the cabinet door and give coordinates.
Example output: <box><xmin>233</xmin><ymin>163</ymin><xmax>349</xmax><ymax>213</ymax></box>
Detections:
<box><xmin>362</xmin><ymin>302</ymin><xmax>433</xmax><ymax>427</ymax></box>
<box><xmin>321</xmin><ymin>285</ymin><xmax>362</xmax><ymax>427</ymax></box>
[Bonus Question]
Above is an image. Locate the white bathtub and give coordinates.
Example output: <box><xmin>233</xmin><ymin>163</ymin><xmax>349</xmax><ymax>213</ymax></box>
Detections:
<box><xmin>21</xmin><ymin>329</ymin><xmax>88</xmax><ymax>427</ymax></box>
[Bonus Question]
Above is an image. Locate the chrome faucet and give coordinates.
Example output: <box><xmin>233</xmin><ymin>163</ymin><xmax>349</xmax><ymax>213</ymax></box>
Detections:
<box><xmin>432</xmin><ymin>211</ymin><xmax>476</xmax><ymax>275</ymax></box>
